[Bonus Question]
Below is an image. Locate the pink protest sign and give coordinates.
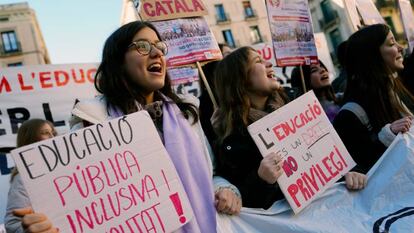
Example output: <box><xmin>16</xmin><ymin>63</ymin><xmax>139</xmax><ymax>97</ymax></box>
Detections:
<box><xmin>248</xmin><ymin>91</ymin><xmax>356</xmax><ymax>214</ymax></box>
<box><xmin>11</xmin><ymin>111</ymin><xmax>193</xmax><ymax>232</ymax></box>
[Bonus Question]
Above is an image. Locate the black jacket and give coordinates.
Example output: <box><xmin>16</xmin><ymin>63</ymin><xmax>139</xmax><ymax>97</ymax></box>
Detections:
<box><xmin>215</xmin><ymin>127</ymin><xmax>285</xmax><ymax>209</ymax></box>
<box><xmin>333</xmin><ymin>110</ymin><xmax>387</xmax><ymax>174</ymax></box>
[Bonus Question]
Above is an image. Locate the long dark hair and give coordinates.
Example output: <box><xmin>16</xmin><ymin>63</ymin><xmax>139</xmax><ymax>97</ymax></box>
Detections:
<box><xmin>95</xmin><ymin>21</ymin><xmax>197</xmax><ymax>122</ymax></box>
<box><xmin>291</xmin><ymin>60</ymin><xmax>338</xmax><ymax>104</ymax></box>
<box><xmin>345</xmin><ymin>24</ymin><xmax>414</xmax><ymax>131</ymax></box>
<box><xmin>213</xmin><ymin>46</ymin><xmax>288</xmax><ymax>142</ymax></box>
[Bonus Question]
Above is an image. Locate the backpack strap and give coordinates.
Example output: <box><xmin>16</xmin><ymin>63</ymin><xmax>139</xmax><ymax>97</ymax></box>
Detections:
<box><xmin>340</xmin><ymin>102</ymin><xmax>373</xmax><ymax>131</ymax></box>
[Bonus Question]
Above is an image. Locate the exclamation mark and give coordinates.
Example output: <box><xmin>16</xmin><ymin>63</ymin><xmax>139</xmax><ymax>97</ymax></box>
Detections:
<box><xmin>170</xmin><ymin>193</ymin><xmax>186</xmax><ymax>223</ymax></box>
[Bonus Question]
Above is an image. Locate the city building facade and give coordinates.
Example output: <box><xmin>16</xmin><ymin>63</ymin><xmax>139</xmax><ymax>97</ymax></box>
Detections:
<box><xmin>0</xmin><ymin>2</ymin><xmax>50</xmax><ymax>67</ymax></box>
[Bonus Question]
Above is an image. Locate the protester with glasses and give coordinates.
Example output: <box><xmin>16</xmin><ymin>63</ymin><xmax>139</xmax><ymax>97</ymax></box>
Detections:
<box><xmin>10</xmin><ymin>21</ymin><xmax>241</xmax><ymax>233</ymax></box>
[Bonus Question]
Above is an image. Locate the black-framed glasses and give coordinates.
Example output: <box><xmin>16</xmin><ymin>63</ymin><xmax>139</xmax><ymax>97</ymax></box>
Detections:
<box><xmin>128</xmin><ymin>39</ymin><xmax>168</xmax><ymax>56</ymax></box>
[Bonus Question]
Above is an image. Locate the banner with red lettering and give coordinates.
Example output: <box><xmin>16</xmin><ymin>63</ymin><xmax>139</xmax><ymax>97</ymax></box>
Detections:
<box><xmin>355</xmin><ymin>0</ymin><xmax>385</xmax><ymax>25</ymax></box>
<box><xmin>153</xmin><ymin>17</ymin><xmax>222</xmax><ymax>67</ymax></box>
<box><xmin>398</xmin><ymin>0</ymin><xmax>414</xmax><ymax>53</ymax></box>
<box><xmin>11</xmin><ymin>111</ymin><xmax>193</xmax><ymax>233</ymax></box>
<box><xmin>265</xmin><ymin>0</ymin><xmax>318</xmax><ymax>66</ymax></box>
<box><xmin>247</xmin><ymin>91</ymin><xmax>355</xmax><ymax>213</ymax></box>
<box><xmin>138</xmin><ymin>0</ymin><xmax>208</xmax><ymax>21</ymax></box>
<box><xmin>0</xmin><ymin>64</ymin><xmax>98</xmax><ymax>148</ymax></box>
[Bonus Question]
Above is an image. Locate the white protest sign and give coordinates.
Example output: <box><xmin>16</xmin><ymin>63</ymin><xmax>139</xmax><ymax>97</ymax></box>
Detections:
<box><xmin>11</xmin><ymin>111</ymin><xmax>193</xmax><ymax>233</ymax></box>
<box><xmin>356</xmin><ymin>0</ymin><xmax>385</xmax><ymax>25</ymax></box>
<box><xmin>247</xmin><ymin>91</ymin><xmax>355</xmax><ymax>214</ymax></box>
<box><xmin>266</xmin><ymin>0</ymin><xmax>318</xmax><ymax>66</ymax></box>
<box><xmin>398</xmin><ymin>0</ymin><xmax>414</xmax><ymax>53</ymax></box>
<box><xmin>0</xmin><ymin>152</ymin><xmax>13</xmax><ymax>224</ymax></box>
<box><xmin>343</xmin><ymin>0</ymin><xmax>362</xmax><ymax>31</ymax></box>
<box><xmin>314</xmin><ymin>33</ymin><xmax>336</xmax><ymax>79</ymax></box>
<box><xmin>153</xmin><ymin>17</ymin><xmax>222</xmax><ymax>67</ymax></box>
<box><xmin>0</xmin><ymin>63</ymin><xmax>98</xmax><ymax>148</ymax></box>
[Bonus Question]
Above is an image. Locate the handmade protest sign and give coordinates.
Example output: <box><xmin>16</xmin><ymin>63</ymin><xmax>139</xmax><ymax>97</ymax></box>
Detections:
<box><xmin>139</xmin><ymin>0</ymin><xmax>207</xmax><ymax>21</ymax></box>
<box><xmin>11</xmin><ymin>111</ymin><xmax>193</xmax><ymax>233</ymax></box>
<box><xmin>0</xmin><ymin>63</ymin><xmax>98</xmax><ymax>148</ymax></box>
<box><xmin>247</xmin><ymin>91</ymin><xmax>356</xmax><ymax>214</ymax></box>
<box><xmin>398</xmin><ymin>0</ymin><xmax>414</xmax><ymax>53</ymax></box>
<box><xmin>153</xmin><ymin>17</ymin><xmax>222</xmax><ymax>67</ymax></box>
<box><xmin>265</xmin><ymin>0</ymin><xmax>318</xmax><ymax>66</ymax></box>
<box><xmin>356</xmin><ymin>0</ymin><xmax>385</xmax><ymax>25</ymax></box>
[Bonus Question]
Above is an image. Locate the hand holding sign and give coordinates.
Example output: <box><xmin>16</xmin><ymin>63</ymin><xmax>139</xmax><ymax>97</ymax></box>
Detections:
<box><xmin>258</xmin><ymin>152</ymin><xmax>283</xmax><ymax>184</ymax></box>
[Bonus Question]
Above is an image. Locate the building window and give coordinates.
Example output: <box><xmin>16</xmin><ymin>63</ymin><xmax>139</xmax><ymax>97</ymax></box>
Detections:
<box><xmin>8</xmin><ymin>62</ymin><xmax>22</xmax><ymax>67</ymax></box>
<box><xmin>1</xmin><ymin>31</ymin><xmax>19</xmax><ymax>53</ymax></box>
<box><xmin>222</xmin><ymin>30</ymin><xmax>235</xmax><ymax>48</ymax></box>
<box><xmin>320</xmin><ymin>0</ymin><xmax>336</xmax><ymax>23</ymax></box>
<box><xmin>243</xmin><ymin>1</ymin><xmax>255</xmax><ymax>18</ymax></box>
<box><xmin>250</xmin><ymin>26</ymin><xmax>263</xmax><ymax>44</ymax></box>
<box><xmin>215</xmin><ymin>4</ymin><xmax>227</xmax><ymax>22</ymax></box>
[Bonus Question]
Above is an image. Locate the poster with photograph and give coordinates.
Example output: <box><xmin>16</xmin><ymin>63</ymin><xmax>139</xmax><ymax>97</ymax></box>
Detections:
<box><xmin>266</xmin><ymin>0</ymin><xmax>318</xmax><ymax>66</ymax></box>
<box><xmin>153</xmin><ymin>18</ymin><xmax>222</xmax><ymax>67</ymax></box>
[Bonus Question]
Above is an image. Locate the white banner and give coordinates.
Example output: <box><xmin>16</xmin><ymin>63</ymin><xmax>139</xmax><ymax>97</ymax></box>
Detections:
<box><xmin>247</xmin><ymin>91</ymin><xmax>355</xmax><ymax>213</ymax></box>
<box><xmin>0</xmin><ymin>152</ymin><xmax>13</xmax><ymax>224</ymax></box>
<box><xmin>398</xmin><ymin>0</ymin><xmax>414</xmax><ymax>53</ymax></box>
<box><xmin>356</xmin><ymin>0</ymin><xmax>385</xmax><ymax>25</ymax></box>
<box><xmin>218</xmin><ymin>127</ymin><xmax>414</xmax><ymax>233</ymax></box>
<box><xmin>266</xmin><ymin>0</ymin><xmax>318</xmax><ymax>66</ymax></box>
<box><xmin>11</xmin><ymin>111</ymin><xmax>193</xmax><ymax>232</ymax></box>
<box><xmin>0</xmin><ymin>63</ymin><xmax>98</xmax><ymax>148</ymax></box>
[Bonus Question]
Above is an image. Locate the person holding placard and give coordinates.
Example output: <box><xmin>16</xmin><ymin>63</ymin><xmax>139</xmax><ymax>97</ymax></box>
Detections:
<box><xmin>5</xmin><ymin>119</ymin><xmax>57</xmax><ymax>233</ymax></box>
<box><xmin>334</xmin><ymin>24</ymin><xmax>414</xmax><ymax>174</ymax></box>
<box><xmin>10</xmin><ymin>21</ymin><xmax>241</xmax><ymax>233</ymax></box>
<box><xmin>290</xmin><ymin>60</ymin><xmax>341</xmax><ymax>122</ymax></box>
<box><xmin>212</xmin><ymin>47</ymin><xmax>289</xmax><ymax>209</ymax></box>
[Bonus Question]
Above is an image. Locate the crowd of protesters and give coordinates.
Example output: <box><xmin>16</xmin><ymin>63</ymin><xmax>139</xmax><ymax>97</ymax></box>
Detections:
<box><xmin>4</xmin><ymin>21</ymin><xmax>414</xmax><ymax>233</ymax></box>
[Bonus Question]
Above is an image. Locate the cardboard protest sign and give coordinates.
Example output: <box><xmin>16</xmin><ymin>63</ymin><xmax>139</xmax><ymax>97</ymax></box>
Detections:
<box><xmin>266</xmin><ymin>0</ymin><xmax>318</xmax><ymax>66</ymax></box>
<box><xmin>356</xmin><ymin>0</ymin><xmax>385</xmax><ymax>25</ymax></box>
<box><xmin>139</xmin><ymin>0</ymin><xmax>207</xmax><ymax>21</ymax></box>
<box><xmin>398</xmin><ymin>0</ymin><xmax>414</xmax><ymax>53</ymax></box>
<box><xmin>247</xmin><ymin>91</ymin><xmax>355</xmax><ymax>214</ymax></box>
<box><xmin>0</xmin><ymin>64</ymin><xmax>98</xmax><ymax>148</ymax></box>
<box><xmin>343</xmin><ymin>0</ymin><xmax>362</xmax><ymax>31</ymax></box>
<box><xmin>11</xmin><ymin>111</ymin><xmax>193</xmax><ymax>233</ymax></box>
<box><xmin>153</xmin><ymin>17</ymin><xmax>222</xmax><ymax>67</ymax></box>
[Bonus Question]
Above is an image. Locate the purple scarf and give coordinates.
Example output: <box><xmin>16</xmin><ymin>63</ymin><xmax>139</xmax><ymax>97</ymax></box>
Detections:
<box><xmin>108</xmin><ymin>100</ymin><xmax>216</xmax><ymax>233</ymax></box>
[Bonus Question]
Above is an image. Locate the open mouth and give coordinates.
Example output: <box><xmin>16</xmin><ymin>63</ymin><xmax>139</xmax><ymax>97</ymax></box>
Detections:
<box><xmin>147</xmin><ymin>63</ymin><xmax>163</xmax><ymax>73</ymax></box>
<box><xmin>321</xmin><ymin>75</ymin><xmax>329</xmax><ymax>81</ymax></box>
